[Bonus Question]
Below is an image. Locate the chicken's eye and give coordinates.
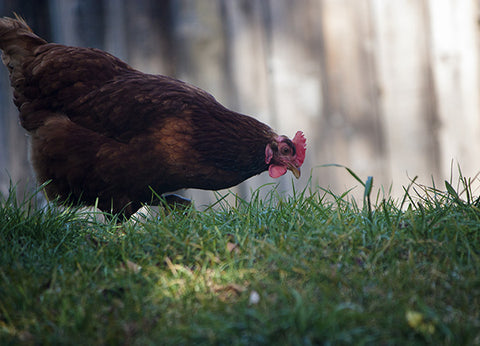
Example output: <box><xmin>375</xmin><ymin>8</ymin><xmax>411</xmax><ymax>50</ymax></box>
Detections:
<box><xmin>281</xmin><ymin>146</ymin><xmax>291</xmax><ymax>155</ymax></box>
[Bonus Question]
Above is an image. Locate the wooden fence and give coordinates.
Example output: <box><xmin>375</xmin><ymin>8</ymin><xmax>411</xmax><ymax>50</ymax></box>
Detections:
<box><xmin>1</xmin><ymin>0</ymin><xmax>479</xmax><ymax>207</ymax></box>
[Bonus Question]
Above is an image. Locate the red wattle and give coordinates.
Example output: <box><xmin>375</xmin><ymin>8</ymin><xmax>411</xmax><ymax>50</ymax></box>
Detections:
<box><xmin>269</xmin><ymin>164</ymin><xmax>287</xmax><ymax>178</ymax></box>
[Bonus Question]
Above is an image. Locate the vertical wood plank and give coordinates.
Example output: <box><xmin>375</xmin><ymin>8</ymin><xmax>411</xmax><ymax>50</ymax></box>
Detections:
<box><xmin>49</xmin><ymin>0</ymin><xmax>105</xmax><ymax>47</ymax></box>
<box><xmin>320</xmin><ymin>0</ymin><xmax>387</xmax><ymax>197</ymax></box>
<box><xmin>371</xmin><ymin>0</ymin><xmax>441</xmax><ymax>196</ymax></box>
<box><xmin>427</xmin><ymin>0</ymin><xmax>480</xmax><ymax>182</ymax></box>
<box><xmin>122</xmin><ymin>0</ymin><xmax>175</xmax><ymax>75</ymax></box>
<box><xmin>170</xmin><ymin>0</ymin><xmax>229</xmax><ymax>102</ymax></box>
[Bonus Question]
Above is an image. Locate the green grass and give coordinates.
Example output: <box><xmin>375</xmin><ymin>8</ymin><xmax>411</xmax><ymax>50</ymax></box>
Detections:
<box><xmin>0</xmin><ymin>171</ymin><xmax>479</xmax><ymax>345</ymax></box>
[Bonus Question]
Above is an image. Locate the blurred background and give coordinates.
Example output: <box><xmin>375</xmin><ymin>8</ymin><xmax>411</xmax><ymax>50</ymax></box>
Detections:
<box><xmin>1</xmin><ymin>0</ymin><xmax>480</xmax><ymax>207</ymax></box>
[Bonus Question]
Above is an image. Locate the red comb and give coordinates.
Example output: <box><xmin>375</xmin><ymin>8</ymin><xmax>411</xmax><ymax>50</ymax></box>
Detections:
<box><xmin>293</xmin><ymin>131</ymin><xmax>306</xmax><ymax>166</ymax></box>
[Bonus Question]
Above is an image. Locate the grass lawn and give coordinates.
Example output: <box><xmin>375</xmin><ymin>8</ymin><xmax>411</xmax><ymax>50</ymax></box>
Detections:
<box><xmin>0</xmin><ymin>171</ymin><xmax>479</xmax><ymax>345</ymax></box>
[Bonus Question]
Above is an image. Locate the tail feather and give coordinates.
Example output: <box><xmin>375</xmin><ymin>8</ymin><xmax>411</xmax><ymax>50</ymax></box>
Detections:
<box><xmin>0</xmin><ymin>16</ymin><xmax>46</xmax><ymax>76</ymax></box>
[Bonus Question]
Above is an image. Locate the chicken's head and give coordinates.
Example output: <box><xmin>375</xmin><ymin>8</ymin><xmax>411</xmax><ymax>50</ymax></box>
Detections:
<box><xmin>265</xmin><ymin>131</ymin><xmax>306</xmax><ymax>179</ymax></box>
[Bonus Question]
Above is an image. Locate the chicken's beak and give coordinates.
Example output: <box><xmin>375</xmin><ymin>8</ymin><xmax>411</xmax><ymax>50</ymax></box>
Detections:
<box><xmin>288</xmin><ymin>164</ymin><xmax>301</xmax><ymax>179</ymax></box>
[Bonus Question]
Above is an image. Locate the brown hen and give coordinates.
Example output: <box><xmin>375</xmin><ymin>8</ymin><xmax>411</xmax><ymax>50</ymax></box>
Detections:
<box><xmin>0</xmin><ymin>17</ymin><xmax>306</xmax><ymax>218</ymax></box>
